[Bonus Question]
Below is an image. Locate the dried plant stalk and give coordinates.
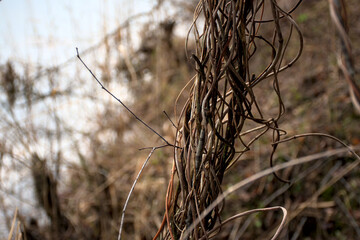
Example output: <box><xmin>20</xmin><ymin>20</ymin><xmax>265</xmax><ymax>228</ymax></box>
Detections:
<box><xmin>157</xmin><ymin>0</ymin><xmax>304</xmax><ymax>239</ymax></box>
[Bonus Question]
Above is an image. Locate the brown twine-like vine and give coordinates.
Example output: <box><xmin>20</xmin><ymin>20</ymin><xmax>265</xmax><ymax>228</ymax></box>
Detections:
<box><xmin>155</xmin><ymin>0</ymin><xmax>304</xmax><ymax>239</ymax></box>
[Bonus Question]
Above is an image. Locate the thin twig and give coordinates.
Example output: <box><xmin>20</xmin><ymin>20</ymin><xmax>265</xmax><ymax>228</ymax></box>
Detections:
<box><xmin>76</xmin><ymin>48</ymin><xmax>171</xmax><ymax>146</ymax></box>
<box><xmin>273</xmin><ymin>133</ymin><xmax>359</xmax><ymax>159</ymax></box>
<box><xmin>118</xmin><ymin>147</ymin><xmax>156</xmax><ymax>240</ymax></box>
<box><xmin>163</xmin><ymin>110</ymin><xmax>177</xmax><ymax>129</ymax></box>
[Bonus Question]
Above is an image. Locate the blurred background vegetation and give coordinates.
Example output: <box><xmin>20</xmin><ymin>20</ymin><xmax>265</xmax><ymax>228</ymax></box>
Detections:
<box><xmin>1</xmin><ymin>0</ymin><xmax>360</xmax><ymax>239</ymax></box>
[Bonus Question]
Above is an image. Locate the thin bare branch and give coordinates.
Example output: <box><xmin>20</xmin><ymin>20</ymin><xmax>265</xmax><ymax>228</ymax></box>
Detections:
<box><xmin>76</xmin><ymin>48</ymin><xmax>171</xmax><ymax>146</ymax></box>
<box><xmin>118</xmin><ymin>147</ymin><xmax>156</xmax><ymax>240</ymax></box>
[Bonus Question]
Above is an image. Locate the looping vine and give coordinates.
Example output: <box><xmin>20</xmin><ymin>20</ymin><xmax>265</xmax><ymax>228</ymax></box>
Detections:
<box><xmin>156</xmin><ymin>1</ymin><xmax>304</xmax><ymax>239</ymax></box>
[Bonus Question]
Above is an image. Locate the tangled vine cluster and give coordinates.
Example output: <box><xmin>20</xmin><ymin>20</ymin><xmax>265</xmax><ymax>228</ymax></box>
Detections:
<box><xmin>156</xmin><ymin>0</ymin><xmax>303</xmax><ymax>239</ymax></box>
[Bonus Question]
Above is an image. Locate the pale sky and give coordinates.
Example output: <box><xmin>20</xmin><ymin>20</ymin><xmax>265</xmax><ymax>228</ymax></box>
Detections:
<box><xmin>0</xmin><ymin>0</ymin><xmax>155</xmax><ymax>66</ymax></box>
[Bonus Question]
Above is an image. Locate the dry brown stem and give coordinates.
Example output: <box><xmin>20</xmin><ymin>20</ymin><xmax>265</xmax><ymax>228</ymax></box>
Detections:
<box><xmin>157</xmin><ymin>0</ymin><xmax>304</xmax><ymax>239</ymax></box>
